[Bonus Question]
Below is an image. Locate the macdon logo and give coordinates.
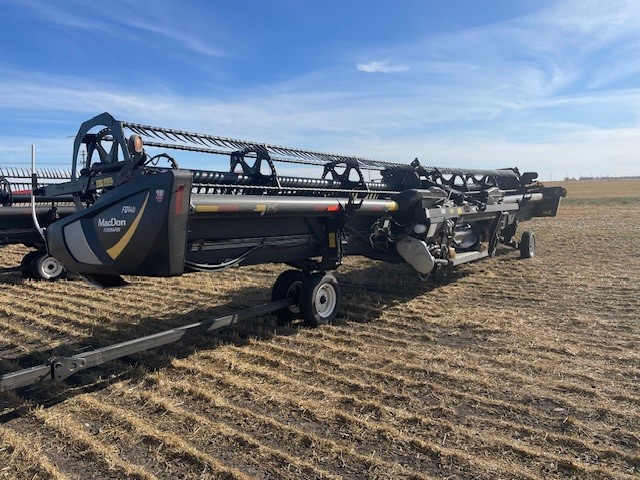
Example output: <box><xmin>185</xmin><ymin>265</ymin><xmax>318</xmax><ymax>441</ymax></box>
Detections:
<box><xmin>97</xmin><ymin>218</ymin><xmax>127</xmax><ymax>228</ymax></box>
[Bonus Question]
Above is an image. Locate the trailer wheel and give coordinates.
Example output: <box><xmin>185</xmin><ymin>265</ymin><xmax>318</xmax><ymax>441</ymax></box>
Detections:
<box><xmin>31</xmin><ymin>252</ymin><xmax>65</xmax><ymax>281</ymax></box>
<box><xmin>300</xmin><ymin>272</ymin><xmax>341</xmax><ymax>327</ymax></box>
<box><xmin>520</xmin><ymin>231</ymin><xmax>536</xmax><ymax>259</ymax></box>
<box><xmin>271</xmin><ymin>269</ymin><xmax>304</xmax><ymax>325</ymax></box>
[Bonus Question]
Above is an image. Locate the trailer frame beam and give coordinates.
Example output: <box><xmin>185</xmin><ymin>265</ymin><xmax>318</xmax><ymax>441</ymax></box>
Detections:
<box><xmin>0</xmin><ymin>297</ymin><xmax>294</xmax><ymax>392</ymax></box>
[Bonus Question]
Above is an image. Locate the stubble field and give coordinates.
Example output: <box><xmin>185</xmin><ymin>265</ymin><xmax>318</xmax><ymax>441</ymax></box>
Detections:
<box><xmin>1</xmin><ymin>179</ymin><xmax>639</xmax><ymax>479</ymax></box>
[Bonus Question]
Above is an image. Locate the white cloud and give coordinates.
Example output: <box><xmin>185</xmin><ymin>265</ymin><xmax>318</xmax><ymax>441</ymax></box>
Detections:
<box><xmin>8</xmin><ymin>0</ymin><xmax>226</xmax><ymax>58</ymax></box>
<box><xmin>1</xmin><ymin>62</ymin><xmax>639</xmax><ymax>178</ymax></box>
<box><xmin>366</xmin><ymin>127</ymin><xmax>640</xmax><ymax>179</ymax></box>
<box><xmin>2</xmin><ymin>0</ymin><xmax>640</xmax><ymax>178</ymax></box>
<box><xmin>356</xmin><ymin>60</ymin><xmax>410</xmax><ymax>73</ymax></box>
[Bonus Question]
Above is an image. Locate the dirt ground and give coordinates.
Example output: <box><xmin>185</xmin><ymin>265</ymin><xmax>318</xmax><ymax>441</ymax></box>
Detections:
<box><xmin>0</xmin><ymin>180</ymin><xmax>638</xmax><ymax>479</ymax></box>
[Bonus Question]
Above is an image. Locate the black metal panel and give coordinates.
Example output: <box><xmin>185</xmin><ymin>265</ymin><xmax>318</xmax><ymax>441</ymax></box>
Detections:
<box><xmin>0</xmin><ymin>206</ymin><xmax>74</xmax><ymax>247</ymax></box>
<box><xmin>46</xmin><ymin>170</ymin><xmax>192</xmax><ymax>276</ymax></box>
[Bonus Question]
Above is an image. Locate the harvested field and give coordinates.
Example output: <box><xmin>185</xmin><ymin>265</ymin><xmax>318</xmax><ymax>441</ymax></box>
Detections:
<box><xmin>1</xmin><ymin>179</ymin><xmax>639</xmax><ymax>479</ymax></box>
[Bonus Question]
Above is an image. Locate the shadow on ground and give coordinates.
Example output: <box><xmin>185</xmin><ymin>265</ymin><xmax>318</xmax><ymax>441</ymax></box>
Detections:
<box><xmin>0</xmin><ymin>259</ymin><xmax>474</xmax><ymax>417</ymax></box>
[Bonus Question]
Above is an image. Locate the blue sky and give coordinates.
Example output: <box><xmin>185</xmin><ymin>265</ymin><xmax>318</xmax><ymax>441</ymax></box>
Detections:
<box><xmin>1</xmin><ymin>0</ymin><xmax>639</xmax><ymax>179</ymax></box>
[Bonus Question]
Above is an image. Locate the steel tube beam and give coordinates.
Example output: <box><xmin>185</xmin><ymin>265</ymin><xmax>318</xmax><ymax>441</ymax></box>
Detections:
<box><xmin>0</xmin><ymin>298</ymin><xmax>294</xmax><ymax>392</ymax></box>
<box><xmin>190</xmin><ymin>194</ymin><xmax>400</xmax><ymax>216</ymax></box>
<box><xmin>501</xmin><ymin>193</ymin><xmax>544</xmax><ymax>203</ymax></box>
<box><xmin>0</xmin><ymin>206</ymin><xmax>75</xmax><ymax>217</ymax></box>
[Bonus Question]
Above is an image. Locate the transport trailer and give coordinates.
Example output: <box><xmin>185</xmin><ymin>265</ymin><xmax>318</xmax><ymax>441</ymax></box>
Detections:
<box><xmin>0</xmin><ymin>112</ymin><xmax>566</xmax><ymax>391</ymax></box>
<box><xmin>0</xmin><ymin>167</ymin><xmax>73</xmax><ymax>279</ymax></box>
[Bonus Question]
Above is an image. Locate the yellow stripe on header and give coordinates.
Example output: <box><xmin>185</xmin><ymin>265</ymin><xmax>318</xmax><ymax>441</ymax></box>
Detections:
<box><xmin>195</xmin><ymin>205</ymin><xmax>220</xmax><ymax>213</ymax></box>
<box><xmin>106</xmin><ymin>193</ymin><xmax>149</xmax><ymax>260</ymax></box>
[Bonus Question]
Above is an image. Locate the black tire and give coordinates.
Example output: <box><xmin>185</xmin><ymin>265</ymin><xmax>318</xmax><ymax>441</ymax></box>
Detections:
<box><xmin>30</xmin><ymin>251</ymin><xmax>65</xmax><ymax>281</ymax></box>
<box><xmin>300</xmin><ymin>272</ymin><xmax>341</xmax><ymax>327</ymax></box>
<box><xmin>520</xmin><ymin>231</ymin><xmax>536</xmax><ymax>259</ymax></box>
<box><xmin>271</xmin><ymin>269</ymin><xmax>304</xmax><ymax>325</ymax></box>
<box><xmin>20</xmin><ymin>251</ymin><xmax>40</xmax><ymax>279</ymax></box>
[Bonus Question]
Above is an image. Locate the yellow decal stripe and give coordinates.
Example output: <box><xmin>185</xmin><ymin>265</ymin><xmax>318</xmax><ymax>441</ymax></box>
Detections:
<box><xmin>328</xmin><ymin>232</ymin><xmax>336</xmax><ymax>248</ymax></box>
<box><xmin>195</xmin><ymin>205</ymin><xmax>219</xmax><ymax>213</ymax></box>
<box><xmin>96</xmin><ymin>177</ymin><xmax>114</xmax><ymax>188</ymax></box>
<box><xmin>106</xmin><ymin>193</ymin><xmax>149</xmax><ymax>260</ymax></box>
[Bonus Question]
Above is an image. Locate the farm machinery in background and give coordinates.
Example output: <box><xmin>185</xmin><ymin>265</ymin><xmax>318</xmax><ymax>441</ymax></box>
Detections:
<box><xmin>0</xmin><ymin>167</ymin><xmax>72</xmax><ymax>280</ymax></box>
<box><xmin>0</xmin><ymin>112</ymin><xmax>566</xmax><ymax>391</ymax></box>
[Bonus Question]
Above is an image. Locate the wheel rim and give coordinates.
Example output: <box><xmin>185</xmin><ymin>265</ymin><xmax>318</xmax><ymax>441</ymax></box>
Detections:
<box><xmin>38</xmin><ymin>256</ymin><xmax>64</xmax><ymax>280</ymax></box>
<box><xmin>528</xmin><ymin>236</ymin><xmax>535</xmax><ymax>257</ymax></box>
<box><xmin>314</xmin><ymin>283</ymin><xmax>337</xmax><ymax>319</ymax></box>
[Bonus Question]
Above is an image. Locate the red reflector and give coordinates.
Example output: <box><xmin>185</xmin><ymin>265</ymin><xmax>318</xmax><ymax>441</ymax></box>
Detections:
<box><xmin>175</xmin><ymin>185</ymin><xmax>185</xmax><ymax>214</ymax></box>
<box><xmin>326</xmin><ymin>205</ymin><xmax>341</xmax><ymax>212</ymax></box>
<box><xmin>219</xmin><ymin>205</ymin><xmax>239</xmax><ymax>212</ymax></box>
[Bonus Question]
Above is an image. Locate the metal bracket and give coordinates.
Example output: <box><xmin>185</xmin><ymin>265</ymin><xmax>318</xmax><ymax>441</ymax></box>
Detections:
<box><xmin>230</xmin><ymin>146</ymin><xmax>281</xmax><ymax>189</ymax></box>
<box><xmin>488</xmin><ymin>212</ymin><xmax>509</xmax><ymax>257</ymax></box>
<box><xmin>49</xmin><ymin>356</ymin><xmax>88</xmax><ymax>383</ymax></box>
<box><xmin>0</xmin><ymin>176</ymin><xmax>11</xmax><ymax>206</ymax></box>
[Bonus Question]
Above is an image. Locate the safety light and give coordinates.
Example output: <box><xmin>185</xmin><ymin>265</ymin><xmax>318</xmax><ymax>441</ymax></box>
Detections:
<box><xmin>413</xmin><ymin>223</ymin><xmax>427</xmax><ymax>234</ymax></box>
<box><xmin>128</xmin><ymin>134</ymin><xmax>144</xmax><ymax>154</ymax></box>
